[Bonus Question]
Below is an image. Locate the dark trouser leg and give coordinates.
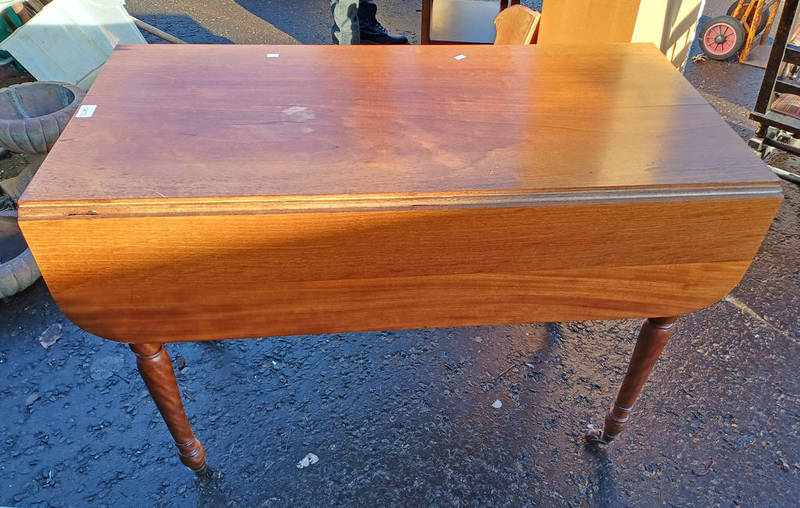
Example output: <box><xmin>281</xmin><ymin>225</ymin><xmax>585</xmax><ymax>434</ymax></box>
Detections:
<box><xmin>586</xmin><ymin>317</ymin><xmax>677</xmax><ymax>444</ymax></box>
<box><xmin>130</xmin><ymin>343</ymin><xmax>207</xmax><ymax>472</ymax></box>
<box><xmin>331</xmin><ymin>0</ymin><xmax>361</xmax><ymax>44</ymax></box>
<box><xmin>356</xmin><ymin>0</ymin><xmax>378</xmax><ymax>31</ymax></box>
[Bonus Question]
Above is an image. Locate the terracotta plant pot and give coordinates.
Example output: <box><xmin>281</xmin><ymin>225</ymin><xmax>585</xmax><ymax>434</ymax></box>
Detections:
<box><xmin>0</xmin><ymin>81</ymin><xmax>85</xmax><ymax>154</ymax></box>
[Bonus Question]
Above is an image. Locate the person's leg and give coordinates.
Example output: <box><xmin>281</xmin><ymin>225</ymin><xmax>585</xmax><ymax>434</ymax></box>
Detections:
<box><xmin>331</xmin><ymin>0</ymin><xmax>360</xmax><ymax>45</ymax></box>
<box><xmin>356</xmin><ymin>0</ymin><xmax>376</xmax><ymax>30</ymax></box>
<box><xmin>358</xmin><ymin>0</ymin><xmax>409</xmax><ymax>44</ymax></box>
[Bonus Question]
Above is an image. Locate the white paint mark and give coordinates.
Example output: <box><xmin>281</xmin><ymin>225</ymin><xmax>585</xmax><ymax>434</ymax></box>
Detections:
<box><xmin>454</xmin><ymin>54</ymin><xmax>467</xmax><ymax>61</ymax></box>
<box><xmin>38</xmin><ymin>323</ymin><xmax>62</xmax><ymax>349</ymax></box>
<box><xmin>283</xmin><ymin>106</ymin><xmax>307</xmax><ymax>115</ymax></box>
<box><xmin>76</xmin><ymin>105</ymin><xmax>97</xmax><ymax>118</ymax></box>
<box><xmin>297</xmin><ymin>453</ymin><xmax>319</xmax><ymax>469</ymax></box>
<box><xmin>267</xmin><ymin>53</ymin><xmax>280</xmax><ymax>58</ymax></box>
<box><xmin>282</xmin><ymin>106</ymin><xmax>316</xmax><ymax>122</ymax></box>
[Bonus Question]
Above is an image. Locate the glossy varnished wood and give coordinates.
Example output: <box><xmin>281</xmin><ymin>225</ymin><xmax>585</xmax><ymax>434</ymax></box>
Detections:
<box><xmin>21</xmin><ymin>44</ymin><xmax>778</xmax><ymax>205</ymax></box>
<box><xmin>20</xmin><ymin>196</ymin><xmax>779</xmax><ymax>342</ymax></box>
<box><xmin>586</xmin><ymin>317</ymin><xmax>677</xmax><ymax>444</ymax></box>
<box><xmin>18</xmin><ymin>44</ymin><xmax>782</xmax><ymax>344</ymax></box>
<box><xmin>493</xmin><ymin>5</ymin><xmax>540</xmax><ymax>46</ymax></box>
<box><xmin>539</xmin><ymin>0</ymin><xmax>642</xmax><ymax>45</ymax></box>
<box><xmin>130</xmin><ymin>343</ymin><xmax>206</xmax><ymax>471</ymax></box>
<box><xmin>16</xmin><ymin>44</ymin><xmax>784</xmax><ymax>468</ymax></box>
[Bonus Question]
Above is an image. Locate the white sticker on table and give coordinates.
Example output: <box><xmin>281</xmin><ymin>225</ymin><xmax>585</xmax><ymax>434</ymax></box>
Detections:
<box><xmin>454</xmin><ymin>54</ymin><xmax>467</xmax><ymax>60</ymax></box>
<box><xmin>76</xmin><ymin>105</ymin><xmax>97</xmax><ymax>118</ymax></box>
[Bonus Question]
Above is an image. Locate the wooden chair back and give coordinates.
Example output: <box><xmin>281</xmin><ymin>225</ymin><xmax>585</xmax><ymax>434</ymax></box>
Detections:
<box><xmin>538</xmin><ymin>0</ymin><xmax>641</xmax><ymax>44</ymax></box>
<box><xmin>422</xmin><ymin>0</ymin><xmax>522</xmax><ymax>44</ymax></box>
<box><xmin>493</xmin><ymin>5</ymin><xmax>541</xmax><ymax>45</ymax></box>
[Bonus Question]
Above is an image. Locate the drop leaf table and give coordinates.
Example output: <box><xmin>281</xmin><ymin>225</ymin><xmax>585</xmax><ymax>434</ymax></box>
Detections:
<box><xmin>18</xmin><ymin>44</ymin><xmax>782</xmax><ymax>472</ymax></box>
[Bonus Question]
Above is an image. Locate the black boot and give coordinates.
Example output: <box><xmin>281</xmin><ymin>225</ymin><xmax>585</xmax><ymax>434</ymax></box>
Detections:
<box><xmin>358</xmin><ymin>2</ymin><xmax>409</xmax><ymax>44</ymax></box>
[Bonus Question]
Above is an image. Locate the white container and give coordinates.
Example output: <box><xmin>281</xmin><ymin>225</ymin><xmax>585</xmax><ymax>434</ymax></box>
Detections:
<box><xmin>0</xmin><ymin>0</ymin><xmax>146</xmax><ymax>90</ymax></box>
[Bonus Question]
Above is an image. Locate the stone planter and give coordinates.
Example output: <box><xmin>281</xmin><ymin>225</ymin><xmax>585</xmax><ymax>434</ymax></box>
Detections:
<box><xmin>0</xmin><ymin>215</ymin><xmax>39</xmax><ymax>298</ymax></box>
<box><xmin>0</xmin><ymin>81</ymin><xmax>84</xmax><ymax>154</ymax></box>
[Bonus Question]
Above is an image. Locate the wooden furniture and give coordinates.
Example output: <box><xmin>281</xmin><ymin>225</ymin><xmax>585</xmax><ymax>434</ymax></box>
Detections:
<box><xmin>538</xmin><ymin>0</ymin><xmax>641</xmax><ymax>44</ymax></box>
<box><xmin>421</xmin><ymin>0</ymin><xmax>520</xmax><ymax>44</ymax></box>
<box><xmin>19</xmin><ymin>44</ymin><xmax>782</xmax><ymax>472</ymax></box>
<box><xmin>750</xmin><ymin>0</ymin><xmax>800</xmax><ymax>152</ymax></box>
<box><xmin>493</xmin><ymin>5</ymin><xmax>540</xmax><ymax>45</ymax></box>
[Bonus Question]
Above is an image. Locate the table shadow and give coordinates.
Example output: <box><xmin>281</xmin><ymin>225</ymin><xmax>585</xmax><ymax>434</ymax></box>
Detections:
<box><xmin>134</xmin><ymin>13</ymin><xmax>233</xmax><ymax>44</ymax></box>
<box><xmin>234</xmin><ymin>0</ymin><xmax>333</xmax><ymax>44</ymax></box>
<box><xmin>583</xmin><ymin>445</ymin><xmax>620</xmax><ymax>507</ymax></box>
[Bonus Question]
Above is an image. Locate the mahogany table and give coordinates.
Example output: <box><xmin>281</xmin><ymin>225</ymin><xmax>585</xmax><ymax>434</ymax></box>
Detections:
<box><xmin>18</xmin><ymin>44</ymin><xmax>782</xmax><ymax>472</ymax></box>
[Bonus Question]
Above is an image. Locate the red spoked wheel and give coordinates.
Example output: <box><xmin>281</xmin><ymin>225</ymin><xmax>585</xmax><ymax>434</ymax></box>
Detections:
<box><xmin>700</xmin><ymin>15</ymin><xmax>746</xmax><ymax>60</ymax></box>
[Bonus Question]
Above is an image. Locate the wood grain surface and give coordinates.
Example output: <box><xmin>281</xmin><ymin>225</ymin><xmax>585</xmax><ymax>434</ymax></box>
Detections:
<box><xmin>21</xmin><ymin>44</ymin><xmax>778</xmax><ymax>209</ymax></box>
<box><xmin>17</xmin><ymin>44</ymin><xmax>782</xmax><ymax>343</ymax></box>
<box><xmin>539</xmin><ymin>0</ymin><xmax>641</xmax><ymax>45</ymax></box>
<box><xmin>20</xmin><ymin>197</ymin><xmax>780</xmax><ymax>342</ymax></box>
<box><xmin>493</xmin><ymin>5</ymin><xmax>540</xmax><ymax>46</ymax></box>
<box><xmin>130</xmin><ymin>343</ymin><xmax>206</xmax><ymax>470</ymax></box>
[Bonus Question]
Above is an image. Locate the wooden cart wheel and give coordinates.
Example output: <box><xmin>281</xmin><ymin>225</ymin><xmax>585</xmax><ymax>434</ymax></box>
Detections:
<box><xmin>700</xmin><ymin>16</ymin><xmax>746</xmax><ymax>60</ymax></box>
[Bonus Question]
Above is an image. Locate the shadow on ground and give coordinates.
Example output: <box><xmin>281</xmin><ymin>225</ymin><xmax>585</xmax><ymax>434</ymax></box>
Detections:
<box><xmin>134</xmin><ymin>14</ymin><xmax>233</xmax><ymax>44</ymax></box>
<box><xmin>233</xmin><ymin>0</ymin><xmax>340</xmax><ymax>45</ymax></box>
<box><xmin>2</xmin><ymin>223</ymin><xmax>798</xmax><ymax>506</ymax></box>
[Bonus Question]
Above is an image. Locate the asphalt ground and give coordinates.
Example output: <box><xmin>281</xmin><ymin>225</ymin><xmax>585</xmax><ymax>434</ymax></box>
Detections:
<box><xmin>1</xmin><ymin>1</ymin><xmax>799</xmax><ymax>506</ymax></box>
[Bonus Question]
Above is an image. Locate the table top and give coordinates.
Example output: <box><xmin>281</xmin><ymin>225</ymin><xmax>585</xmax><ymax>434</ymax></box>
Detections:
<box><xmin>17</xmin><ymin>43</ymin><xmax>783</xmax><ymax>342</ymax></box>
<box><xmin>21</xmin><ymin>43</ymin><xmax>778</xmax><ymax>218</ymax></box>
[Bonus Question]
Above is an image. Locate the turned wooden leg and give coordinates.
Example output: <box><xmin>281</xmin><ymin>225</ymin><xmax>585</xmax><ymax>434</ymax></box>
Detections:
<box><xmin>586</xmin><ymin>317</ymin><xmax>678</xmax><ymax>444</ymax></box>
<box><xmin>130</xmin><ymin>343</ymin><xmax>207</xmax><ymax>472</ymax></box>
